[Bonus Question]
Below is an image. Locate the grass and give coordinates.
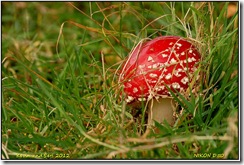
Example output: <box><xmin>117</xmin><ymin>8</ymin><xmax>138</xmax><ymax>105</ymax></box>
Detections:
<box><xmin>1</xmin><ymin>2</ymin><xmax>239</xmax><ymax>160</ymax></box>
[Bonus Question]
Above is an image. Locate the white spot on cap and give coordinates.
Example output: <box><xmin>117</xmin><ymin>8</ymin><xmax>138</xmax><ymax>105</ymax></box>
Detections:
<box><xmin>155</xmin><ymin>87</ymin><xmax>161</xmax><ymax>91</ymax></box>
<box><xmin>152</xmin><ymin>63</ymin><xmax>159</xmax><ymax>69</ymax></box>
<box><xmin>158</xmin><ymin>63</ymin><xmax>166</xmax><ymax>70</ymax></box>
<box><xmin>172</xmin><ymin>82</ymin><xmax>180</xmax><ymax>89</ymax></box>
<box><xmin>139</xmin><ymin>70</ymin><xmax>146</xmax><ymax>75</ymax></box>
<box><xmin>188</xmin><ymin>58</ymin><xmax>193</xmax><ymax>63</ymax></box>
<box><xmin>174</xmin><ymin>70</ymin><xmax>182</xmax><ymax>77</ymax></box>
<box><xmin>189</xmin><ymin>49</ymin><xmax>193</xmax><ymax>53</ymax></box>
<box><xmin>139</xmin><ymin>64</ymin><xmax>146</xmax><ymax>69</ymax></box>
<box><xmin>148</xmin><ymin>80</ymin><xmax>157</xmax><ymax>83</ymax></box>
<box><xmin>165</xmin><ymin>73</ymin><xmax>172</xmax><ymax>80</ymax></box>
<box><xmin>181</xmin><ymin>52</ymin><xmax>185</xmax><ymax>56</ymax></box>
<box><xmin>191</xmin><ymin>57</ymin><xmax>197</xmax><ymax>62</ymax></box>
<box><xmin>125</xmin><ymin>83</ymin><xmax>132</xmax><ymax>88</ymax></box>
<box><xmin>147</xmin><ymin>56</ymin><xmax>154</xmax><ymax>62</ymax></box>
<box><xmin>161</xmin><ymin>68</ymin><xmax>168</xmax><ymax>73</ymax></box>
<box><xmin>159</xmin><ymin>75</ymin><xmax>164</xmax><ymax>79</ymax></box>
<box><xmin>163</xmin><ymin>62</ymin><xmax>169</xmax><ymax>67</ymax></box>
<box><xmin>162</xmin><ymin>53</ymin><xmax>168</xmax><ymax>58</ymax></box>
<box><xmin>149</xmin><ymin>73</ymin><xmax>158</xmax><ymax>78</ymax></box>
<box><xmin>181</xmin><ymin>77</ymin><xmax>189</xmax><ymax>84</ymax></box>
<box><xmin>176</xmin><ymin>43</ymin><xmax>182</xmax><ymax>47</ymax></box>
<box><xmin>169</xmin><ymin>42</ymin><xmax>174</xmax><ymax>45</ymax></box>
<box><xmin>170</xmin><ymin>58</ymin><xmax>177</xmax><ymax>64</ymax></box>
<box><xmin>133</xmin><ymin>87</ymin><xmax>138</xmax><ymax>93</ymax></box>
<box><xmin>125</xmin><ymin>96</ymin><xmax>134</xmax><ymax>103</ymax></box>
<box><xmin>138</xmin><ymin>98</ymin><xmax>146</xmax><ymax>101</ymax></box>
<box><xmin>185</xmin><ymin>57</ymin><xmax>196</xmax><ymax>63</ymax></box>
<box><xmin>159</xmin><ymin>86</ymin><xmax>165</xmax><ymax>90</ymax></box>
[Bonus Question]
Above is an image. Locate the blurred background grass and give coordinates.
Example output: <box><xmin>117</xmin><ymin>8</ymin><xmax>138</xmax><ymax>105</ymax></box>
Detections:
<box><xmin>1</xmin><ymin>2</ymin><xmax>239</xmax><ymax>159</ymax></box>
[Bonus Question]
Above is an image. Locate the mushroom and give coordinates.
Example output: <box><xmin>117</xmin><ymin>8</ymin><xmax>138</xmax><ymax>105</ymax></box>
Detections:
<box><xmin>119</xmin><ymin>36</ymin><xmax>201</xmax><ymax>134</ymax></box>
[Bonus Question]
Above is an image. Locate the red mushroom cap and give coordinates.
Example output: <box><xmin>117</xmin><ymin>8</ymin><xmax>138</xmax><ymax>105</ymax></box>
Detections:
<box><xmin>119</xmin><ymin>36</ymin><xmax>201</xmax><ymax>103</ymax></box>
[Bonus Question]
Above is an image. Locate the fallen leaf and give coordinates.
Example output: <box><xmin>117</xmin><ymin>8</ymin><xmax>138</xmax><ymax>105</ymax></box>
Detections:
<box><xmin>226</xmin><ymin>4</ymin><xmax>237</xmax><ymax>18</ymax></box>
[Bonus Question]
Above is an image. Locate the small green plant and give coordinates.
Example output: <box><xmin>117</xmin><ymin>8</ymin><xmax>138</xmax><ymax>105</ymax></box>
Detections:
<box><xmin>2</xmin><ymin>2</ymin><xmax>238</xmax><ymax>159</ymax></box>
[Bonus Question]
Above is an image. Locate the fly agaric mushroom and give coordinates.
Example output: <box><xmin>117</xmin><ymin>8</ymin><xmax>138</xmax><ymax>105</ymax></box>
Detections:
<box><xmin>119</xmin><ymin>36</ymin><xmax>201</xmax><ymax>131</ymax></box>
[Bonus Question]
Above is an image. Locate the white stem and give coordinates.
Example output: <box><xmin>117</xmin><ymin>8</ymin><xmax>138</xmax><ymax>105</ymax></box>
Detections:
<box><xmin>148</xmin><ymin>97</ymin><xmax>176</xmax><ymax>127</ymax></box>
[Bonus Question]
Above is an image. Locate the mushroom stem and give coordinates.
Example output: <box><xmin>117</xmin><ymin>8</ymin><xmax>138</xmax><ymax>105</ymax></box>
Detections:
<box><xmin>147</xmin><ymin>97</ymin><xmax>176</xmax><ymax>132</ymax></box>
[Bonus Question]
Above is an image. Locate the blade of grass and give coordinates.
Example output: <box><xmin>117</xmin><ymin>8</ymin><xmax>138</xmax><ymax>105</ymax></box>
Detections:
<box><xmin>36</xmin><ymin>78</ymin><xmax>122</xmax><ymax>151</ymax></box>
